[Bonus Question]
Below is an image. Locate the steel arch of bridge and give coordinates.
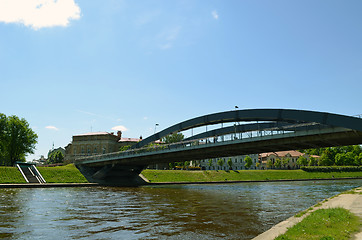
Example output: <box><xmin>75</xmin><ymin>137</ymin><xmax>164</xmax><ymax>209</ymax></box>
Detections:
<box><xmin>132</xmin><ymin>109</ymin><xmax>362</xmax><ymax>149</ymax></box>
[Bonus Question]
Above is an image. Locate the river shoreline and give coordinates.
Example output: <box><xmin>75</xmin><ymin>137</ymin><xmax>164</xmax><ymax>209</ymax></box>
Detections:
<box><xmin>1</xmin><ymin>176</ymin><xmax>362</xmax><ymax>188</ymax></box>
<box><xmin>252</xmin><ymin>186</ymin><xmax>362</xmax><ymax>240</ymax></box>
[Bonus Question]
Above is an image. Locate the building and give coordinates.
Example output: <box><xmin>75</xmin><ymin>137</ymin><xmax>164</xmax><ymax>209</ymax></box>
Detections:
<box><xmin>48</xmin><ymin>147</ymin><xmax>65</xmax><ymax>158</ymax></box>
<box><xmin>32</xmin><ymin>155</ymin><xmax>47</xmax><ymax>166</ymax></box>
<box><xmin>64</xmin><ymin>131</ymin><xmax>140</xmax><ymax>163</ymax></box>
<box><xmin>259</xmin><ymin>150</ymin><xmax>320</xmax><ymax>169</ymax></box>
<box><xmin>199</xmin><ymin>154</ymin><xmax>260</xmax><ymax>170</ymax></box>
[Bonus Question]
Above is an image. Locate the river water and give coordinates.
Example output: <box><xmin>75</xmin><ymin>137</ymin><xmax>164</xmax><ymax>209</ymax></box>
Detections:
<box><xmin>1</xmin><ymin>179</ymin><xmax>362</xmax><ymax>240</ymax></box>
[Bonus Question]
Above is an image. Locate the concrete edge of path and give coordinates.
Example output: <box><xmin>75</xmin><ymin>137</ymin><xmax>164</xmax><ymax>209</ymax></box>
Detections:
<box><xmin>0</xmin><ymin>183</ymin><xmax>100</xmax><ymax>188</ymax></box>
<box><xmin>146</xmin><ymin>177</ymin><xmax>362</xmax><ymax>185</ymax></box>
<box><xmin>252</xmin><ymin>186</ymin><xmax>362</xmax><ymax>240</ymax></box>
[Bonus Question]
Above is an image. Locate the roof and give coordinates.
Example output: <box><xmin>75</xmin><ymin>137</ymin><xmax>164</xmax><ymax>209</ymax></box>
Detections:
<box><xmin>74</xmin><ymin>132</ymin><xmax>113</xmax><ymax>137</ymax></box>
<box><xmin>119</xmin><ymin>137</ymin><xmax>140</xmax><ymax>143</ymax></box>
<box><xmin>260</xmin><ymin>150</ymin><xmax>304</xmax><ymax>158</ymax></box>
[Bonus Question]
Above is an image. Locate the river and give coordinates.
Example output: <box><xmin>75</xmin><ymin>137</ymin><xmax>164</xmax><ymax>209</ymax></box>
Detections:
<box><xmin>1</xmin><ymin>179</ymin><xmax>362</xmax><ymax>240</ymax></box>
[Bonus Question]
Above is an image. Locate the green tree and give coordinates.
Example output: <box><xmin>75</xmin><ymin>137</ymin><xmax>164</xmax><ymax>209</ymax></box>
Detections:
<box><xmin>282</xmin><ymin>157</ymin><xmax>290</xmax><ymax>169</ymax></box>
<box><xmin>169</xmin><ymin>162</ymin><xmax>176</xmax><ymax>169</ymax></box>
<box><xmin>319</xmin><ymin>151</ymin><xmax>333</xmax><ymax>166</ymax></box>
<box><xmin>297</xmin><ymin>156</ymin><xmax>308</xmax><ymax>166</ymax></box>
<box><xmin>227</xmin><ymin>158</ymin><xmax>233</xmax><ymax>170</ymax></box>
<box><xmin>308</xmin><ymin>156</ymin><xmax>317</xmax><ymax>166</ymax></box>
<box><xmin>335</xmin><ymin>153</ymin><xmax>345</xmax><ymax>166</ymax></box>
<box><xmin>0</xmin><ymin>113</ymin><xmax>7</xmax><ymax>165</ymax></box>
<box><xmin>48</xmin><ymin>150</ymin><xmax>64</xmax><ymax>164</ymax></box>
<box><xmin>244</xmin><ymin>156</ymin><xmax>253</xmax><ymax>169</ymax></box>
<box><xmin>1</xmin><ymin>115</ymin><xmax>38</xmax><ymax>166</ymax></box>
<box><xmin>274</xmin><ymin>158</ymin><xmax>282</xmax><ymax>169</ymax></box>
<box><xmin>208</xmin><ymin>159</ymin><xmax>213</xmax><ymax>169</ymax></box>
<box><xmin>266</xmin><ymin>159</ymin><xmax>273</xmax><ymax>169</ymax></box>
<box><xmin>163</xmin><ymin>132</ymin><xmax>184</xmax><ymax>144</ymax></box>
<box><xmin>344</xmin><ymin>152</ymin><xmax>355</xmax><ymax>166</ymax></box>
<box><xmin>217</xmin><ymin>158</ymin><xmax>224</xmax><ymax>170</ymax></box>
<box><xmin>119</xmin><ymin>145</ymin><xmax>131</xmax><ymax>152</ymax></box>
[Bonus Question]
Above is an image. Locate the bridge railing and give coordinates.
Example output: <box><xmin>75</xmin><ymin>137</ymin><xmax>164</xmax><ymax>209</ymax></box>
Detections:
<box><xmin>74</xmin><ymin>124</ymin><xmax>326</xmax><ymax>164</ymax></box>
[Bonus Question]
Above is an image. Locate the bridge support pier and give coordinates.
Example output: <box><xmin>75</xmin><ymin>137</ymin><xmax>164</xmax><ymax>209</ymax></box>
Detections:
<box><xmin>76</xmin><ymin>164</ymin><xmax>148</xmax><ymax>186</ymax></box>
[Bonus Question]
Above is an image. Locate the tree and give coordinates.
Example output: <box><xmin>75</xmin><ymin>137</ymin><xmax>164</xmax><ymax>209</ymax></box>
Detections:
<box><xmin>208</xmin><ymin>159</ymin><xmax>213</xmax><ymax>169</ymax></box>
<box><xmin>266</xmin><ymin>159</ymin><xmax>273</xmax><ymax>169</ymax></box>
<box><xmin>308</xmin><ymin>156</ymin><xmax>317</xmax><ymax>166</ymax></box>
<box><xmin>297</xmin><ymin>156</ymin><xmax>308</xmax><ymax>167</ymax></box>
<box><xmin>48</xmin><ymin>150</ymin><xmax>64</xmax><ymax>164</ymax></box>
<box><xmin>319</xmin><ymin>149</ymin><xmax>334</xmax><ymax>166</ymax></box>
<box><xmin>119</xmin><ymin>145</ymin><xmax>131</xmax><ymax>152</ymax></box>
<box><xmin>282</xmin><ymin>157</ymin><xmax>290</xmax><ymax>169</ymax></box>
<box><xmin>274</xmin><ymin>158</ymin><xmax>282</xmax><ymax>169</ymax></box>
<box><xmin>244</xmin><ymin>156</ymin><xmax>253</xmax><ymax>169</ymax></box>
<box><xmin>227</xmin><ymin>158</ymin><xmax>233</xmax><ymax>170</ymax></box>
<box><xmin>0</xmin><ymin>113</ymin><xmax>7</xmax><ymax>165</ymax></box>
<box><xmin>344</xmin><ymin>152</ymin><xmax>355</xmax><ymax>166</ymax></box>
<box><xmin>217</xmin><ymin>158</ymin><xmax>224</xmax><ymax>170</ymax></box>
<box><xmin>319</xmin><ymin>152</ymin><xmax>333</xmax><ymax>166</ymax></box>
<box><xmin>335</xmin><ymin>153</ymin><xmax>345</xmax><ymax>166</ymax></box>
<box><xmin>163</xmin><ymin>132</ymin><xmax>184</xmax><ymax>144</ymax></box>
<box><xmin>0</xmin><ymin>114</ymin><xmax>38</xmax><ymax>166</ymax></box>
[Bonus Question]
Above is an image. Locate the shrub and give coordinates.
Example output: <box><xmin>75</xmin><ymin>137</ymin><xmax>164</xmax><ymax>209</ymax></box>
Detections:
<box><xmin>301</xmin><ymin>166</ymin><xmax>362</xmax><ymax>172</ymax></box>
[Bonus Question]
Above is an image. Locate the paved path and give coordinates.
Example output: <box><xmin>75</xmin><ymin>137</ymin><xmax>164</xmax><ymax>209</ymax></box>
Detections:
<box><xmin>253</xmin><ymin>187</ymin><xmax>362</xmax><ymax>240</ymax></box>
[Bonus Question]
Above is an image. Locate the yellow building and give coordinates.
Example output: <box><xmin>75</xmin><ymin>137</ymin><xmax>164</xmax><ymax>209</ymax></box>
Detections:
<box><xmin>65</xmin><ymin>131</ymin><xmax>140</xmax><ymax>163</ymax></box>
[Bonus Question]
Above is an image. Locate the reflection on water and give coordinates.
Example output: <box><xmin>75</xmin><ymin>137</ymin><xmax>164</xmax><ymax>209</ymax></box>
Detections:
<box><xmin>1</xmin><ymin>179</ymin><xmax>362</xmax><ymax>240</ymax></box>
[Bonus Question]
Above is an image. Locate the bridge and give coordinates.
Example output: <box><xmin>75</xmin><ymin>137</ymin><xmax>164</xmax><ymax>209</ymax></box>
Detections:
<box><xmin>74</xmin><ymin>109</ymin><xmax>362</xmax><ymax>186</ymax></box>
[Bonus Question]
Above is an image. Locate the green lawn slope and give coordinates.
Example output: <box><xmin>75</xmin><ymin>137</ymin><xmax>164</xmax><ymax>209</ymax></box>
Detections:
<box><xmin>141</xmin><ymin>169</ymin><xmax>362</xmax><ymax>183</ymax></box>
<box><xmin>1</xmin><ymin>166</ymin><xmax>362</xmax><ymax>184</ymax></box>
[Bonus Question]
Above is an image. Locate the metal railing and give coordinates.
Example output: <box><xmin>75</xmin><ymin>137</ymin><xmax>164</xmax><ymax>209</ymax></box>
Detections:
<box><xmin>75</xmin><ymin>123</ymin><xmax>328</xmax><ymax>164</ymax></box>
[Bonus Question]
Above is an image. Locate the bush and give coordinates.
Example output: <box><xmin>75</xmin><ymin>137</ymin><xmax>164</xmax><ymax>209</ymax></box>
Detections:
<box><xmin>301</xmin><ymin>166</ymin><xmax>362</xmax><ymax>172</ymax></box>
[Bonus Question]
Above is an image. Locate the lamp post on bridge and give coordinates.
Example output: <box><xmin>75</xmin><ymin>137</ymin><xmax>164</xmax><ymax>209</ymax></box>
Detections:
<box><xmin>234</xmin><ymin>106</ymin><xmax>239</xmax><ymax>140</ymax></box>
<box><xmin>154</xmin><ymin>123</ymin><xmax>159</xmax><ymax>134</ymax></box>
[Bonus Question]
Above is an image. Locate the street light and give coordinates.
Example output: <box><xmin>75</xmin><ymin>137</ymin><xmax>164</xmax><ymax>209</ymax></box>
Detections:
<box><xmin>234</xmin><ymin>106</ymin><xmax>239</xmax><ymax>139</ymax></box>
<box><xmin>154</xmin><ymin>123</ymin><xmax>159</xmax><ymax>134</ymax></box>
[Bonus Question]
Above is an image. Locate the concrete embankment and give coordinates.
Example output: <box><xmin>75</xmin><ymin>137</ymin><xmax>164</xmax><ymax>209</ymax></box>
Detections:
<box><xmin>252</xmin><ymin>187</ymin><xmax>362</xmax><ymax>240</ymax></box>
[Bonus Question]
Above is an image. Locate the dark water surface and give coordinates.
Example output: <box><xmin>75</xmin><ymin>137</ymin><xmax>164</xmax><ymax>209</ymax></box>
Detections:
<box><xmin>1</xmin><ymin>179</ymin><xmax>362</xmax><ymax>240</ymax></box>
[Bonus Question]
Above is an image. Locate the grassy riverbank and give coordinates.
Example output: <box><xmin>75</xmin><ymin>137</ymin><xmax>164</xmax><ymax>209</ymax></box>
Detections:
<box><xmin>142</xmin><ymin>169</ymin><xmax>362</xmax><ymax>183</ymax></box>
<box><xmin>37</xmin><ymin>164</ymin><xmax>88</xmax><ymax>183</ymax></box>
<box><xmin>1</xmin><ymin>166</ymin><xmax>362</xmax><ymax>184</ymax></box>
<box><xmin>0</xmin><ymin>164</ymin><xmax>87</xmax><ymax>183</ymax></box>
<box><xmin>275</xmin><ymin>207</ymin><xmax>361</xmax><ymax>240</ymax></box>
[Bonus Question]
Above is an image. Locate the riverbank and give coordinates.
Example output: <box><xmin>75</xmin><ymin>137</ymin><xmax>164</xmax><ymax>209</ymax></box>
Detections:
<box><xmin>1</xmin><ymin>165</ymin><xmax>362</xmax><ymax>184</ymax></box>
<box><xmin>142</xmin><ymin>169</ymin><xmax>362</xmax><ymax>183</ymax></box>
<box><xmin>253</xmin><ymin>187</ymin><xmax>362</xmax><ymax>240</ymax></box>
<box><xmin>0</xmin><ymin>164</ymin><xmax>88</xmax><ymax>184</ymax></box>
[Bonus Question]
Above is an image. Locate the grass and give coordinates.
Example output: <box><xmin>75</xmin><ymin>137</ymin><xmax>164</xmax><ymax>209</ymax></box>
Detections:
<box><xmin>141</xmin><ymin>169</ymin><xmax>362</xmax><ymax>183</ymax></box>
<box><xmin>0</xmin><ymin>164</ymin><xmax>88</xmax><ymax>183</ymax></box>
<box><xmin>0</xmin><ymin>167</ymin><xmax>27</xmax><ymax>183</ymax></box>
<box><xmin>1</xmin><ymin>167</ymin><xmax>362</xmax><ymax>184</ymax></box>
<box><xmin>37</xmin><ymin>164</ymin><xmax>88</xmax><ymax>183</ymax></box>
<box><xmin>275</xmin><ymin>208</ymin><xmax>361</xmax><ymax>240</ymax></box>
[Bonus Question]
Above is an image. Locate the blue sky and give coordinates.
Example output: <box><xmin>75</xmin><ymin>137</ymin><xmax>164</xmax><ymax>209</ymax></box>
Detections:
<box><xmin>0</xmin><ymin>0</ymin><xmax>361</xmax><ymax>161</ymax></box>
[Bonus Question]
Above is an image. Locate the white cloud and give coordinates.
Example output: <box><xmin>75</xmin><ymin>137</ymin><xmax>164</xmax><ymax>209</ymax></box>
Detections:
<box><xmin>212</xmin><ymin>10</ymin><xmax>219</xmax><ymax>20</ymax></box>
<box><xmin>157</xmin><ymin>26</ymin><xmax>181</xmax><ymax>50</ymax></box>
<box><xmin>111</xmin><ymin>125</ymin><xmax>128</xmax><ymax>132</ymax></box>
<box><xmin>45</xmin><ymin>125</ymin><xmax>59</xmax><ymax>131</ymax></box>
<box><xmin>0</xmin><ymin>0</ymin><xmax>81</xmax><ymax>30</ymax></box>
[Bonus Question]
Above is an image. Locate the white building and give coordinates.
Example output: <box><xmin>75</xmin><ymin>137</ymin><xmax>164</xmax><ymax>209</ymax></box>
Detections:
<box><xmin>199</xmin><ymin>154</ymin><xmax>259</xmax><ymax>170</ymax></box>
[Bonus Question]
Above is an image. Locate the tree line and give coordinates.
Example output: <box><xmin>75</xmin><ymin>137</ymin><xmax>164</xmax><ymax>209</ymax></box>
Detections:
<box><xmin>0</xmin><ymin>113</ymin><xmax>38</xmax><ymax>166</ymax></box>
<box><xmin>299</xmin><ymin>145</ymin><xmax>362</xmax><ymax>166</ymax></box>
